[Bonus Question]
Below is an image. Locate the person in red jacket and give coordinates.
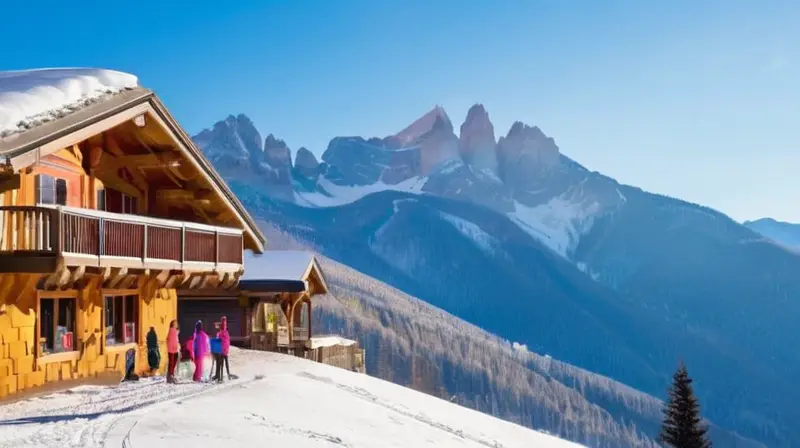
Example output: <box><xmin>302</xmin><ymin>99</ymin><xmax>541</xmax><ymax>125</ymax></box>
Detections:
<box><xmin>213</xmin><ymin>316</ymin><xmax>232</xmax><ymax>382</ymax></box>
<box><xmin>166</xmin><ymin>320</ymin><xmax>180</xmax><ymax>384</ymax></box>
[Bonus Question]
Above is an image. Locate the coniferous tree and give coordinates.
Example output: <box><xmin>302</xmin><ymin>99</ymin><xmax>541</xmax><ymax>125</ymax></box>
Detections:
<box><xmin>660</xmin><ymin>362</ymin><xmax>711</xmax><ymax>448</ymax></box>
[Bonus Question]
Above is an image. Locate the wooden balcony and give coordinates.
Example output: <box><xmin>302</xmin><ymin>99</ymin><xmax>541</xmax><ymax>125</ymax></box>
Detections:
<box><xmin>0</xmin><ymin>205</ymin><xmax>244</xmax><ymax>274</ymax></box>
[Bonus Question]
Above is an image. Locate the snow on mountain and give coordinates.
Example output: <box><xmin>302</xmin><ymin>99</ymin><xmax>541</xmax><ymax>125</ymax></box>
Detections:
<box><xmin>439</xmin><ymin>211</ymin><xmax>500</xmax><ymax>254</ymax></box>
<box><xmin>296</xmin><ymin>175</ymin><xmax>427</xmax><ymax>207</ymax></box>
<box><xmin>510</xmin><ymin>196</ymin><xmax>600</xmax><ymax>258</ymax></box>
<box><xmin>0</xmin><ymin>68</ymin><xmax>138</xmax><ymax>137</ymax></box>
<box><xmin>201</xmin><ymin>108</ymin><xmax>800</xmax><ymax>446</ymax></box>
<box><xmin>196</xmin><ymin>107</ymin><xmax>617</xmax><ymax>262</ymax></box>
<box><xmin>194</xmin><ymin>113</ymin><xmax>262</xmax><ymax>165</ymax></box>
<box><xmin>0</xmin><ymin>349</ymin><xmax>579</xmax><ymax>448</ymax></box>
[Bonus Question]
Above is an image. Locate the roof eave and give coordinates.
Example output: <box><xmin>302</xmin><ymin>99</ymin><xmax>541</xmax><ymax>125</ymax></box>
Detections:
<box><xmin>0</xmin><ymin>87</ymin><xmax>266</xmax><ymax>253</ymax></box>
<box><xmin>2</xmin><ymin>88</ymin><xmax>155</xmax><ymax>164</ymax></box>
<box><xmin>146</xmin><ymin>96</ymin><xmax>266</xmax><ymax>253</ymax></box>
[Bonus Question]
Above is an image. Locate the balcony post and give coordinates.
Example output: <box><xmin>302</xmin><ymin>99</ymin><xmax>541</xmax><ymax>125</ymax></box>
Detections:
<box><xmin>215</xmin><ymin>230</ymin><xmax>219</xmax><ymax>265</ymax></box>
<box><xmin>98</xmin><ymin>217</ymin><xmax>104</xmax><ymax>256</ymax></box>
<box><xmin>50</xmin><ymin>207</ymin><xmax>62</xmax><ymax>254</ymax></box>
<box><xmin>180</xmin><ymin>224</ymin><xmax>185</xmax><ymax>263</ymax></box>
<box><xmin>142</xmin><ymin>222</ymin><xmax>148</xmax><ymax>262</ymax></box>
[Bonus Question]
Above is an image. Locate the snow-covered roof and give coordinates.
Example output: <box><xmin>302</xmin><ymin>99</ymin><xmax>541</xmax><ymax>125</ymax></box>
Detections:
<box><xmin>0</xmin><ymin>68</ymin><xmax>138</xmax><ymax>137</ymax></box>
<box><xmin>309</xmin><ymin>335</ymin><xmax>357</xmax><ymax>349</ymax></box>
<box><xmin>242</xmin><ymin>250</ymin><xmax>329</xmax><ymax>293</ymax></box>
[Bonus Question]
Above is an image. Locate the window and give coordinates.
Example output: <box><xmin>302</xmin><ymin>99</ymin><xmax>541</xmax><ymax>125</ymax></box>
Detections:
<box><xmin>102</xmin><ymin>188</ymin><xmax>138</xmax><ymax>214</ymax></box>
<box><xmin>299</xmin><ymin>302</ymin><xmax>309</xmax><ymax>328</ymax></box>
<box><xmin>122</xmin><ymin>194</ymin><xmax>137</xmax><ymax>214</ymax></box>
<box><xmin>96</xmin><ymin>189</ymin><xmax>106</xmax><ymax>211</ymax></box>
<box><xmin>39</xmin><ymin>297</ymin><xmax>76</xmax><ymax>355</ymax></box>
<box><xmin>104</xmin><ymin>295</ymin><xmax>139</xmax><ymax>346</ymax></box>
<box><xmin>36</xmin><ymin>175</ymin><xmax>68</xmax><ymax>206</ymax></box>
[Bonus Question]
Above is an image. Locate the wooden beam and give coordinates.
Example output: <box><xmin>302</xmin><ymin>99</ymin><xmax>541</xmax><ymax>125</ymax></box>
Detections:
<box><xmin>167</xmin><ymin>162</ymin><xmax>200</xmax><ymax>182</ymax></box>
<box><xmin>93</xmin><ymin>169</ymin><xmax>142</xmax><ymax>197</ymax></box>
<box><xmin>103</xmin><ymin>133</ymin><xmax>151</xmax><ymax>192</ymax></box>
<box><xmin>106</xmin><ymin>267</ymin><xmax>128</xmax><ymax>289</ymax></box>
<box><xmin>187</xmin><ymin>274</ymin><xmax>204</xmax><ymax>290</ymax></box>
<box><xmin>69</xmin><ymin>265</ymin><xmax>86</xmax><ymax>286</ymax></box>
<box><xmin>109</xmin><ymin>152</ymin><xmax>182</xmax><ymax>167</ymax></box>
<box><xmin>153</xmin><ymin>269</ymin><xmax>170</xmax><ymax>288</ymax></box>
<box><xmin>117</xmin><ymin>274</ymin><xmax>138</xmax><ymax>290</ymax></box>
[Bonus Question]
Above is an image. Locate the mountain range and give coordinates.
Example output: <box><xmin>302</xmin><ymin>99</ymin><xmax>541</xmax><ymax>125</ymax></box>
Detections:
<box><xmin>194</xmin><ymin>106</ymin><xmax>800</xmax><ymax>447</ymax></box>
<box><xmin>260</xmin><ymin>221</ymin><xmax>759</xmax><ymax>448</ymax></box>
<box><xmin>744</xmin><ymin>218</ymin><xmax>800</xmax><ymax>250</ymax></box>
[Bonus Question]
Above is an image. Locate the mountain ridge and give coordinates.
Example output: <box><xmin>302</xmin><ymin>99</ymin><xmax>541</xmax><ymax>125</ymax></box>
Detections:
<box><xmin>196</xmin><ymin>107</ymin><xmax>800</xmax><ymax>447</ymax></box>
<box><xmin>259</xmin><ymin>221</ymin><xmax>762</xmax><ymax>448</ymax></box>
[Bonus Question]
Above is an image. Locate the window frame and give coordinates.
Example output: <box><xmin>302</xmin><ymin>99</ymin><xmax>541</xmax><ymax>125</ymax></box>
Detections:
<box><xmin>35</xmin><ymin>174</ymin><xmax>68</xmax><ymax>206</ymax></box>
<box><xmin>98</xmin><ymin>188</ymin><xmax>138</xmax><ymax>214</ymax></box>
<box><xmin>102</xmin><ymin>290</ymin><xmax>140</xmax><ymax>351</ymax></box>
<box><xmin>96</xmin><ymin>188</ymin><xmax>106</xmax><ymax>211</ymax></box>
<box><xmin>36</xmin><ymin>291</ymin><xmax>78</xmax><ymax>359</ymax></box>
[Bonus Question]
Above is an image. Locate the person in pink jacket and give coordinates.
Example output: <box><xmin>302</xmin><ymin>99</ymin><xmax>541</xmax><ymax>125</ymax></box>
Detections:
<box><xmin>166</xmin><ymin>320</ymin><xmax>180</xmax><ymax>384</ymax></box>
<box><xmin>213</xmin><ymin>316</ymin><xmax>232</xmax><ymax>382</ymax></box>
<box><xmin>191</xmin><ymin>320</ymin><xmax>210</xmax><ymax>382</ymax></box>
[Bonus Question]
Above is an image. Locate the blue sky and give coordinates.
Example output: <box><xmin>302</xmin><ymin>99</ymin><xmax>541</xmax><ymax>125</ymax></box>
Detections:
<box><xmin>2</xmin><ymin>0</ymin><xmax>799</xmax><ymax>221</ymax></box>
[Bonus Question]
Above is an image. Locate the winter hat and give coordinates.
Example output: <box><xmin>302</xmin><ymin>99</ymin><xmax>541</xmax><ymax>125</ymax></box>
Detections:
<box><xmin>195</xmin><ymin>320</ymin><xmax>203</xmax><ymax>332</ymax></box>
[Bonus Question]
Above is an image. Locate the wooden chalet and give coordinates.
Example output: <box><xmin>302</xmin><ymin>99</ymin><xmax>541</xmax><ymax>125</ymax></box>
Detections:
<box><xmin>178</xmin><ymin>251</ymin><xmax>328</xmax><ymax>357</ymax></box>
<box><xmin>308</xmin><ymin>335</ymin><xmax>366</xmax><ymax>373</ymax></box>
<box><xmin>0</xmin><ymin>78</ymin><xmax>265</xmax><ymax>397</ymax></box>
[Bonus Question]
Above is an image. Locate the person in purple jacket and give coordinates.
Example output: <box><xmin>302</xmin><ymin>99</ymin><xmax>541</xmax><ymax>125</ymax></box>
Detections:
<box><xmin>192</xmin><ymin>320</ymin><xmax>210</xmax><ymax>382</ymax></box>
<box><xmin>213</xmin><ymin>316</ymin><xmax>232</xmax><ymax>382</ymax></box>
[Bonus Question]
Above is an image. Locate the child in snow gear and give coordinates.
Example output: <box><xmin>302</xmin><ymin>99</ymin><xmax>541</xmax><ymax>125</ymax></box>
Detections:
<box><xmin>166</xmin><ymin>320</ymin><xmax>180</xmax><ymax>383</ymax></box>
<box><xmin>217</xmin><ymin>316</ymin><xmax>232</xmax><ymax>380</ymax></box>
<box><xmin>192</xmin><ymin>320</ymin><xmax>210</xmax><ymax>382</ymax></box>
<box><xmin>146</xmin><ymin>327</ymin><xmax>161</xmax><ymax>374</ymax></box>
<box><xmin>210</xmin><ymin>334</ymin><xmax>223</xmax><ymax>382</ymax></box>
<box><xmin>123</xmin><ymin>348</ymin><xmax>139</xmax><ymax>382</ymax></box>
<box><xmin>177</xmin><ymin>339</ymin><xmax>195</xmax><ymax>381</ymax></box>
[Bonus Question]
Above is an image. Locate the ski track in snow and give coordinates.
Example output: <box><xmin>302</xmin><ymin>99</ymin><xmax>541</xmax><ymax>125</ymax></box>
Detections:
<box><xmin>0</xmin><ymin>360</ymin><xmax>233</xmax><ymax>448</ymax></box>
<box><xmin>0</xmin><ymin>349</ymin><xmax>578</xmax><ymax>448</ymax></box>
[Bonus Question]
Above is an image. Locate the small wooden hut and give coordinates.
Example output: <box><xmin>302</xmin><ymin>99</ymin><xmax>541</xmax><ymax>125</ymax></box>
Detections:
<box><xmin>177</xmin><ymin>251</ymin><xmax>328</xmax><ymax>357</ymax></box>
<box><xmin>308</xmin><ymin>335</ymin><xmax>366</xmax><ymax>373</ymax></box>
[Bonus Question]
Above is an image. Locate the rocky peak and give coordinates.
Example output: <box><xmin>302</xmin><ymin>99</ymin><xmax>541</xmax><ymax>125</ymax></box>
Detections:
<box><xmin>498</xmin><ymin>122</ymin><xmax>559</xmax><ymax>167</ymax></box>
<box><xmin>193</xmin><ymin>113</ymin><xmax>263</xmax><ymax>164</ymax></box>
<box><xmin>497</xmin><ymin>121</ymin><xmax>560</xmax><ymax>189</ymax></box>
<box><xmin>295</xmin><ymin>147</ymin><xmax>320</xmax><ymax>179</ymax></box>
<box><xmin>264</xmin><ymin>133</ymin><xmax>288</xmax><ymax>151</ymax></box>
<box><xmin>391</xmin><ymin>105</ymin><xmax>453</xmax><ymax>147</ymax></box>
<box><xmin>459</xmin><ymin>104</ymin><xmax>498</xmax><ymax>174</ymax></box>
<box><xmin>263</xmin><ymin>133</ymin><xmax>292</xmax><ymax>171</ymax></box>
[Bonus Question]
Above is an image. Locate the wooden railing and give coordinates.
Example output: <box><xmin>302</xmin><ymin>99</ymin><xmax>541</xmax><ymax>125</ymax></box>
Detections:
<box><xmin>0</xmin><ymin>205</ymin><xmax>244</xmax><ymax>270</ymax></box>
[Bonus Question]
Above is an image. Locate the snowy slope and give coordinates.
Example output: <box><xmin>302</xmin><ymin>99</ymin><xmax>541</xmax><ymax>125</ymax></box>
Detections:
<box><xmin>0</xmin><ymin>349</ymin><xmax>580</xmax><ymax>448</ymax></box>
<box><xmin>0</xmin><ymin>68</ymin><xmax>138</xmax><ymax>137</ymax></box>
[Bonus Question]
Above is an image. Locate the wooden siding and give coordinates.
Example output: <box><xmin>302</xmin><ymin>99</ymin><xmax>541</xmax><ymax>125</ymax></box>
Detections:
<box><xmin>177</xmin><ymin>299</ymin><xmax>245</xmax><ymax>343</ymax></box>
<box><xmin>0</xmin><ymin>272</ymin><xmax>177</xmax><ymax>398</ymax></box>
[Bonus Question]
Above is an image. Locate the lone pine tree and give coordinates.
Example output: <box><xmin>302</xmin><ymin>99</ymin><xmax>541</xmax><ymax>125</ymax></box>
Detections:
<box><xmin>660</xmin><ymin>362</ymin><xmax>711</xmax><ymax>448</ymax></box>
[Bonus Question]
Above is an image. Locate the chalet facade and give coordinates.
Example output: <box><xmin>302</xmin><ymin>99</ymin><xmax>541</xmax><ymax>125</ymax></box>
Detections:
<box><xmin>177</xmin><ymin>251</ymin><xmax>328</xmax><ymax>357</ymax></box>
<box><xmin>0</xmin><ymin>75</ymin><xmax>265</xmax><ymax>397</ymax></box>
